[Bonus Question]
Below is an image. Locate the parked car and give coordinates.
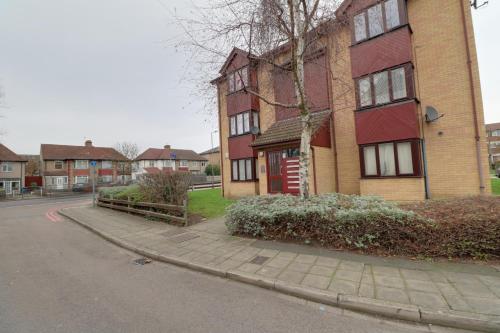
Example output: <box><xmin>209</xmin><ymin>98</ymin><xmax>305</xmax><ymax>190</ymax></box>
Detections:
<box><xmin>72</xmin><ymin>183</ymin><xmax>87</xmax><ymax>192</ymax></box>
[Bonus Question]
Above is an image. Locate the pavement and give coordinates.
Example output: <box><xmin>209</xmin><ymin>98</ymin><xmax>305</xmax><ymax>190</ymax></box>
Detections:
<box><xmin>0</xmin><ymin>197</ymin><xmax>460</xmax><ymax>333</ymax></box>
<box><xmin>59</xmin><ymin>205</ymin><xmax>500</xmax><ymax>332</ymax></box>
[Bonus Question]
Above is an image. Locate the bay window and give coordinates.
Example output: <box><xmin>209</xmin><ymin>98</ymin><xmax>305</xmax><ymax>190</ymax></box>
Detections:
<box><xmin>356</xmin><ymin>64</ymin><xmax>411</xmax><ymax>109</ymax></box>
<box><xmin>75</xmin><ymin>176</ymin><xmax>89</xmax><ymax>184</ymax></box>
<box><xmin>229</xmin><ymin>111</ymin><xmax>259</xmax><ymax>136</ymax></box>
<box><xmin>360</xmin><ymin>140</ymin><xmax>420</xmax><ymax>177</ymax></box>
<box><xmin>227</xmin><ymin>66</ymin><xmax>249</xmax><ymax>93</ymax></box>
<box><xmin>231</xmin><ymin>158</ymin><xmax>257</xmax><ymax>181</ymax></box>
<box><xmin>74</xmin><ymin>160</ymin><xmax>88</xmax><ymax>169</ymax></box>
<box><xmin>352</xmin><ymin>0</ymin><xmax>404</xmax><ymax>43</ymax></box>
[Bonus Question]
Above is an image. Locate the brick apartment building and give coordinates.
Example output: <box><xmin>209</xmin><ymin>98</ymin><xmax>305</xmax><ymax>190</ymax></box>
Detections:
<box><xmin>212</xmin><ymin>0</ymin><xmax>490</xmax><ymax>201</ymax></box>
<box><xmin>486</xmin><ymin>123</ymin><xmax>500</xmax><ymax>167</ymax></box>
<box><xmin>40</xmin><ymin>140</ymin><xmax>130</xmax><ymax>189</ymax></box>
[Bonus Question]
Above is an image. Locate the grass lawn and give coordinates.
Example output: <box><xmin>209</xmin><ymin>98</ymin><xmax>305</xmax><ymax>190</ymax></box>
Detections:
<box><xmin>492</xmin><ymin>177</ymin><xmax>500</xmax><ymax>195</ymax></box>
<box><xmin>188</xmin><ymin>188</ymin><xmax>234</xmax><ymax>218</ymax></box>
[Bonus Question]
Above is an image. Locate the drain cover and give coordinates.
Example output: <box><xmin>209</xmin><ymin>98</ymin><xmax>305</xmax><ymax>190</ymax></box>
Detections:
<box><xmin>133</xmin><ymin>258</ymin><xmax>152</xmax><ymax>265</ymax></box>
<box><xmin>250</xmin><ymin>256</ymin><xmax>270</xmax><ymax>265</ymax></box>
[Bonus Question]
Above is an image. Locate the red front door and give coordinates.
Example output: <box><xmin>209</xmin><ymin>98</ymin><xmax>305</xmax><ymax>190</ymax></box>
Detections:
<box><xmin>267</xmin><ymin>149</ymin><xmax>300</xmax><ymax>195</ymax></box>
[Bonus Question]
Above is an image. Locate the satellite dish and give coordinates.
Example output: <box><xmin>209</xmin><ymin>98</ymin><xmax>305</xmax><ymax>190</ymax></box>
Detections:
<box><xmin>250</xmin><ymin>126</ymin><xmax>260</xmax><ymax>135</ymax></box>
<box><xmin>425</xmin><ymin>106</ymin><xmax>443</xmax><ymax>123</ymax></box>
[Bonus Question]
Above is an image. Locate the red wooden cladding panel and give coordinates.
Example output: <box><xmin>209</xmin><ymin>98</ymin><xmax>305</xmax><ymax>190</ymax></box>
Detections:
<box><xmin>282</xmin><ymin>157</ymin><xmax>300</xmax><ymax>195</ymax></box>
<box><xmin>98</xmin><ymin>169</ymin><xmax>113</xmax><ymax>176</ymax></box>
<box><xmin>228</xmin><ymin>135</ymin><xmax>257</xmax><ymax>159</ymax></box>
<box><xmin>25</xmin><ymin>176</ymin><xmax>42</xmax><ymax>186</ymax></box>
<box><xmin>274</xmin><ymin>54</ymin><xmax>330</xmax><ymax>121</ymax></box>
<box><xmin>227</xmin><ymin>91</ymin><xmax>260</xmax><ymax>116</ymax></box>
<box><xmin>350</xmin><ymin>27</ymin><xmax>412</xmax><ymax>79</ymax></box>
<box><xmin>72</xmin><ymin>169</ymin><xmax>90</xmax><ymax>176</ymax></box>
<box><xmin>355</xmin><ymin>100</ymin><xmax>419</xmax><ymax>145</ymax></box>
<box><xmin>226</xmin><ymin>52</ymin><xmax>249</xmax><ymax>73</ymax></box>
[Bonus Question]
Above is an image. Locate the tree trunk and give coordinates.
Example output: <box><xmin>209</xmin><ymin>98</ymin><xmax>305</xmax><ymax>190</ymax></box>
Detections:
<box><xmin>292</xmin><ymin>0</ymin><xmax>311</xmax><ymax>200</ymax></box>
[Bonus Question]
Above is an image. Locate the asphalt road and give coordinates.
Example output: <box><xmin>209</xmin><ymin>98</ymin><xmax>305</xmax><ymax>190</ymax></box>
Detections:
<box><xmin>0</xmin><ymin>198</ymin><xmax>468</xmax><ymax>333</ymax></box>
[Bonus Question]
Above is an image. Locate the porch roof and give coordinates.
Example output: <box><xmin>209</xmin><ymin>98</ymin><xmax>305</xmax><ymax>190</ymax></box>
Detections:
<box><xmin>251</xmin><ymin>110</ymin><xmax>331</xmax><ymax>148</ymax></box>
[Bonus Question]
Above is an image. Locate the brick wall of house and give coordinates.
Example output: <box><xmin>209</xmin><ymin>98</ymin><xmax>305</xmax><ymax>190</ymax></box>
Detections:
<box><xmin>312</xmin><ymin>146</ymin><xmax>336</xmax><ymax>194</ymax></box>
<box><xmin>408</xmin><ymin>0</ymin><xmax>490</xmax><ymax>197</ymax></box>
<box><xmin>360</xmin><ymin>178</ymin><xmax>425</xmax><ymax>201</ymax></box>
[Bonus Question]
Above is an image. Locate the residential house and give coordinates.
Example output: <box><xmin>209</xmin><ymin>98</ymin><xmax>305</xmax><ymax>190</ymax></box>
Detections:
<box><xmin>199</xmin><ymin>146</ymin><xmax>221</xmax><ymax>168</ymax></box>
<box><xmin>212</xmin><ymin>0</ymin><xmax>490</xmax><ymax>201</ymax></box>
<box><xmin>0</xmin><ymin>144</ymin><xmax>27</xmax><ymax>195</ymax></box>
<box><xmin>486</xmin><ymin>122</ymin><xmax>500</xmax><ymax>167</ymax></box>
<box><xmin>40</xmin><ymin>140</ymin><xmax>130</xmax><ymax>189</ymax></box>
<box><xmin>133</xmin><ymin>145</ymin><xmax>208</xmax><ymax>179</ymax></box>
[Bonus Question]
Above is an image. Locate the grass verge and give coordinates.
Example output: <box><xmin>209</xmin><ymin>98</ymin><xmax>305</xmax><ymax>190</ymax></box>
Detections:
<box><xmin>492</xmin><ymin>177</ymin><xmax>500</xmax><ymax>195</ymax></box>
<box><xmin>188</xmin><ymin>188</ymin><xmax>234</xmax><ymax>218</ymax></box>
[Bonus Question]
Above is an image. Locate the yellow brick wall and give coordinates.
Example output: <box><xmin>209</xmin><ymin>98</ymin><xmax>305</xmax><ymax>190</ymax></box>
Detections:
<box><xmin>360</xmin><ymin>178</ymin><xmax>426</xmax><ymax>202</ymax></box>
<box><xmin>328</xmin><ymin>26</ymin><xmax>361</xmax><ymax>195</ymax></box>
<box><xmin>312</xmin><ymin>146</ymin><xmax>336</xmax><ymax>194</ymax></box>
<box><xmin>218</xmin><ymin>80</ymin><xmax>258</xmax><ymax>199</ymax></box>
<box><xmin>257</xmin><ymin>152</ymin><xmax>268</xmax><ymax>194</ymax></box>
<box><xmin>409</xmin><ymin>0</ymin><xmax>491</xmax><ymax>197</ymax></box>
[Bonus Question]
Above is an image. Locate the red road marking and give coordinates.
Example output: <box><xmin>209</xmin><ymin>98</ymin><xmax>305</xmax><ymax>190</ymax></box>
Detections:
<box><xmin>44</xmin><ymin>201</ymin><xmax>90</xmax><ymax>223</ymax></box>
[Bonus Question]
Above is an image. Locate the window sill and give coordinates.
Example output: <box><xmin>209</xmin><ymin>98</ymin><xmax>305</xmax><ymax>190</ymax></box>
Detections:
<box><xmin>229</xmin><ymin>133</ymin><xmax>254</xmax><ymax>139</ymax></box>
<box><xmin>355</xmin><ymin>98</ymin><xmax>416</xmax><ymax>112</ymax></box>
<box><xmin>350</xmin><ymin>24</ymin><xmax>410</xmax><ymax>47</ymax></box>
<box><xmin>361</xmin><ymin>175</ymin><xmax>422</xmax><ymax>180</ymax></box>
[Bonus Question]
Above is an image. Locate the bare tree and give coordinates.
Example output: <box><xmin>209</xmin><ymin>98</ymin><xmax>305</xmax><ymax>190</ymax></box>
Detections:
<box><xmin>174</xmin><ymin>0</ymin><xmax>343</xmax><ymax>199</ymax></box>
<box><xmin>114</xmin><ymin>142</ymin><xmax>140</xmax><ymax>160</ymax></box>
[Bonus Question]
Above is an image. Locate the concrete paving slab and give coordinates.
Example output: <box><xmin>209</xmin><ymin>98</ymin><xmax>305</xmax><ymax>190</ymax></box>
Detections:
<box><xmin>301</xmin><ymin>274</ymin><xmax>331</xmax><ymax>290</ymax></box>
<box><xmin>408</xmin><ymin>291</ymin><xmax>449</xmax><ymax>310</ymax></box>
<box><xmin>287</xmin><ymin>262</ymin><xmax>313</xmax><ymax>273</ymax></box>
<box><xmin>376</xmin><ymin>287</ymin><xmax>410</xmax><ymax>304</ymax></box>
<box><xmin>309</xmin><ymin>265</ymin><xmax>335</xmax><ymax>277</ymax></box>
<box><xmin>335</xmin><ymin>269</ymin><xmax>363</xmax><ymax>282</ymax></box>
<box><xmin>328</xmin><ymin>279</ymin><xmax>358</xmax><ymax>295</ymax></box>
<box><xmin>278</xmin><ymin>270</ymin><xmax>306</xmax><ymax>284</ymax></box>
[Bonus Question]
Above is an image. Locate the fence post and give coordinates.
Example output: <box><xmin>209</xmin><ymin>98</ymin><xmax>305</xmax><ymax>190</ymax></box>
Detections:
<box><xmin>110</xmin><ymin>194</ymin><xmax>113</xmax><ymax>209</ymax></box>
<box><xmin>127</xmin><ymin>196</ymin><xmax>131</xmax><ymax>214</ymax></box>
<box><xmin>183</xmin><ymin>197</ymin><xmax>188</xmax><ymax>227</ymax></box>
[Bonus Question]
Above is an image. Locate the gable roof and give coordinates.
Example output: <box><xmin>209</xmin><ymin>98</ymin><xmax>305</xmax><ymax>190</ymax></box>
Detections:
<box><xmin>41</xmin><ymin>144</ymin><xmax>127</xmax><ymax>161</ymax></box>
<box><xmin>199</xmin><ymin>146</ymin><xmax>220</xmax><ymax>155</ymax></box>
<box><xmin>251</xmin><ymin>110</ymin><xmax>331</xmax><ymax>148</ymax></box>
<box><xmin>136</xmin><ymin>148</ymin><xmax>207</xmax><ymax>161</ymax></box>
<box><xmin>219</xmin><ymin>47</ymin><xmax>250</xmax><ymax>74</ymax></box>
<box><xmin>0</xmin><ymin>144</ymin><xmax>27</xmax><ymax>162</ymax></box>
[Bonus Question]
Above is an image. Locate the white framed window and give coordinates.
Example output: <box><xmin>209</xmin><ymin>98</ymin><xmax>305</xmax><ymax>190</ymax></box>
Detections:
<box><xmin>75</xmin><ymin>176</ymin><xmax>88</xmax><ymax>184</ymax></box>
<box><xmin>354</xmin><ymin>13</ymin><xmax>367</xmax><ymax>42</ymax></box>
<box><xmin>373</xmin><ymin>71</ymin><xmax>390</xmax><ymax>105</ymax></box>
<box><xmin>236</xmin><ymin>113</ymin><xmax>244</xmax><ymax>134</ymax></box>
<box><xmin>238</xmin><ymin>160</ymin><xmax>246</xmax><ymax>181</ymax></box>
<box><xmin>101</xmin><ymin>160</ymin><xmax>112</xmax><ymax>169</ymax></box>
<box><xmin>148</xmin><ymin>160</ymin><xmax>155</xmax><ymax>167</ymax></box>
<box><xmin>228</xmin><ymin>66</ymin><xmax>249</xmax><ymax>93</ymax></box>
<box><xmin>396</xmin><ymin>142</ymin><xmax>413</xmax><ymax>174</ymax></box>
<box><xmin>367</xmin><ymin>4</ymin><xmax>384</xmax><ymax>38</ymax></box>
<box><xmin>391</xmin><ymin>67</ymin><xmax>407</xmax><ymax>100</ymax></box>
<box><xmin>359</xmin><ymin>78</ymin><xmax>372</xmax><ymax>107</ymax></box>
<box><xmin>100</xmin><ymin>175</ymin><xmax>113</xmax><ymax>183</ymax></box>
<box><xmin>1</xmin><ymin>162</ymin><xmax>13</xmax><ymax>172</ymax></box>
<box><xmin>54</xmin><ymin>160</ymin><xmax>63</xmax><ymax>169</ymax></box>
<box><xmin>74</xmin><ymin>160</ymin><xmax>88</xmax><ymax>169</ymax></box>
<box><xmin>492</xmin><ymin>130</ymin><xmax>500</xmax><ymax>136</ymax></box>
<box><xmin>180</xmin><ymin>160</ymin><xmax>188</xmax><ymax>167</ymax></box>
<box><xmin>363</xmin><ymin>146</ymin><xmax>378</xmax><ymax>176</ymax></box>
<box><xmin>378</xmin><ymin>143</ymin><xmax>396</xmax><ymax>176</ymax></box>
<box><xmin>384</xmin><ymin>0</ymin><xmax>400</xmax><ymax>30</ymax></box>
<box><xmin>232</xmin><ymin>160</ymin><xmax>238</xmax><ymax>180</ymax></box>
<box><xmin>163</xmin><ymin>160</ymin><xmax>174</xmax><ymax>168</ymax></box>
<box><xmin>231</xmin><ymin>158</ymin><xmax>256</xmax><ymax>181</ymax></box>
<box><xmin>243</xmin><ymin>112</ymin><xmax>250</xmax><ymax>133</ymax></box>
<box><xmin>253</xmin><ymin>112</ymin><xmax>259</xmax><ymax>129</ymax></box>
<box><xmin>230</xmin><ymin>116</ymin><xmax>236</xmax><ymax>136</ymax></box>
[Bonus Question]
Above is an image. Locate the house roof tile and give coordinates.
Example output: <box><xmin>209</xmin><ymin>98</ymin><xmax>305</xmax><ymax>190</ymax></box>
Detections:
<box><xmin>41</xmin><ymin>144</ymin><xmax>127</xmax><ymax>161</ymax></box>
<box><xmin>199</xmin><ymin>146</ymin><xmax>220</xmax><ymax>155</ymax></box>
<box><xmin>0</xmin><ymin>144</ymin><xmax>27</xmax><ymax>162</ymax></box>
<box><xmin>136</xmin><ymin>148</ymin><xmax>207</xmax><ymax>161</ymax></box>
<box><xmin>251</xmin><ymin>110</ymin><xmax>331</xmax><ymax>148</ymax></box>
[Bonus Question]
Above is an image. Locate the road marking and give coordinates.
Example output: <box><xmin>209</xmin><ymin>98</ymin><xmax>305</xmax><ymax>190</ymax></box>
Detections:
<box><xmin>2</xmin><ymin>198</ymin><xmax>91</xmax><ymax>209</ymax></box>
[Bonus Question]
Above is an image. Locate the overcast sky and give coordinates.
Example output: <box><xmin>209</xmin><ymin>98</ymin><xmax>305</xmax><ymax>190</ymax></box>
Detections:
<box><xmin>0</xmin><ymin>0</ymin><xmax>498</xmax><ymax>155</ymax></box>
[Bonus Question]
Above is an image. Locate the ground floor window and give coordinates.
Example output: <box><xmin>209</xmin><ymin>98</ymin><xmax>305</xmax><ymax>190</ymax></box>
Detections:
<box><xmin>75</xmin><ymin>176</ymin><xmax>89</xmax><ymax>184</ymax></box>
<box><xmin>99</xmin><ymin>175</ymin><xmax>113</xmax><ymax>183</ymax></box>
<box><xmin>231</xmin><ymin>158</ymin><xmax>257</xmax><ymax>181</ymax></box>
<box><xmin>360</xmin><ymin>140</ymin><xmax>421</xmax><ymax>177</ymax></box>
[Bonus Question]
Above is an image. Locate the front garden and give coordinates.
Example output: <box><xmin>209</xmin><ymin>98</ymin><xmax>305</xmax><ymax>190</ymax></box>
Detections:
<box><xmin>226</xmin><ymin>194</ymin><xmax>500</xmax><ymax>260</ymax></box>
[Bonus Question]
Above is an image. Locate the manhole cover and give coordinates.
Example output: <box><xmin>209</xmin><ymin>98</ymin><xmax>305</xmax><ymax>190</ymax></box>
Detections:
<box><xmin>250</xmin><ymin>256</ymin><xmax>270</xmax><ymax>265</ymax></box>
<box><xmin>133</xmin><ymin>258</ymin><xmax>152</xmax><ymax>265</ymax></box>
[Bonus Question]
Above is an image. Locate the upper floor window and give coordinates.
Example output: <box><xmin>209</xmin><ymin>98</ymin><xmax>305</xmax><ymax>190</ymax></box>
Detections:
<box><xmin>54</xmin><ymin>160</ymin><xmax>63</xmax><ymax>169</ymax></box>
<box><xmin>491</xmin><ymin>130</ymin><xmax>500</xmax><ymax>137</ymax></box>
<box><xmin>74</xmin><ymin>160</ymin><xmax>88</xmax><ymax>169</ymax></box>
<box><xmin>101</xmin><ymin>160</ymin><xmax>112</xmax><ymax>169</ymax></box>
<box><xmin>163</xmin><ymin>160</ymin><xmax>173</xmax><ymax>168</ymax></box>
<box><xmin>361</xmin><ymin>140</ymin><xmax>420</xmax><ymax>178</ymax></box>
<box><xmin>180</xmin><ymin>160</ymin><xmax>189</xmax><ymax>167</ymax></box>
<box><xmin>148</xmin><ymin>160</ymin><xmax>155</xmax><ymax>167</ymax></box>
<box><xmin>229</xmin><ymin>111</ymin><xmax>259</xmax><ymax>136</ymax></box>
<box><xmin>353</xmin><ymin>0</ymin><xmax>403</xmax><ymax>43</ymax></box>
<box><xmin>1</xmin><ymin>162</ymin><xmax>13</xmax><ymax>172</ymax></box>
<box><xmin>227</xmin><ymin>66</ymin><xmax>249</xmax><ymax>93</ymax></box>
<box><xmin>356</xmin><ymin>64</ymin><xmax>411</xmax><ymax>109</ymax></box>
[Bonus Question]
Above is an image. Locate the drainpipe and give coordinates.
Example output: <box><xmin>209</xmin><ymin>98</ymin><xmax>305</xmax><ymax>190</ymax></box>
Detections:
<box><xmin>460</xmin><ymin>0</ymin><xmax>486</xmax><ymax>194</ymax></box>
<box><xmin>311</xmin><ymin>146</ymin><xmax>318</xmax><ymax>195</ymax></box>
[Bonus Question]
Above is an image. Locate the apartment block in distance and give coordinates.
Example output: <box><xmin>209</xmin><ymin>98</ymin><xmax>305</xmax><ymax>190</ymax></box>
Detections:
<box><xmin>40</xmin><ymin>140</ymin><xmax>130</xmax><ymax>189</ymax></box>
<box><xmin>212</xmin><ymin>0</ymin><xmax>490</xmax><ymax>201</ymax></box>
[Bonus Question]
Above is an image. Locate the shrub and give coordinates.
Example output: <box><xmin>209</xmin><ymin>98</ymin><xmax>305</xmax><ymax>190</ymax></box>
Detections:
<box><xmin>139</xmin><ymin>172</ymin><xmax>191</xmax><ymax>205</ymax></box>
<box><xmin>205</xmin><ymin>164</ymin><xmax>220</xmax><ymax>176</ymax></box>
<box><xmin>226</xmin><ymin>194</ymin><xmax>435</xmax><ymax>256</ymax></box>
<box><xmin>99</xmin><ymin>185</ymin><xmax>144</xmax><ymax>202</ymax></box>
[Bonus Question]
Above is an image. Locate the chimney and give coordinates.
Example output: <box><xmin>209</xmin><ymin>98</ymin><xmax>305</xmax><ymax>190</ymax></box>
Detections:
<box><xmin>85</xmin><ymin>140</ymin><xmax>93</xmax><ymax>147</ymax></box>
<box><xmin>163</xmin><ymin>144</ymin><xmax>171</xmax><ymax>149</ymax></box>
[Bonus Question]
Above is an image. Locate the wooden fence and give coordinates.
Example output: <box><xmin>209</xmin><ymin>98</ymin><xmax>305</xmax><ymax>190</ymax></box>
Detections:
<box><xmin>97</xmin><ymin>196</ymin><xmax>188</xmax><ymax>226</ymax></box>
